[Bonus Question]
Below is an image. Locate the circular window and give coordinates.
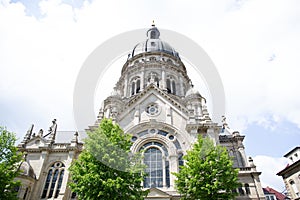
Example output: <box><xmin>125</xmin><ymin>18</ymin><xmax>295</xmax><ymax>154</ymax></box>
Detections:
<box><xmin>148</xmin><ymin>129</ymin><xmax>158</xmax><ymax>134</ymax></box>
<box><xmin>149</xmin><ymin>129</ymin><xmax>156</xmax><ymax>134</ymax></box>
<box><xmin>168</xmin><ymin>135</ymin><xmax>175</xmax><ymax>140</ymax></box>
<box><xmin>131</xmin><ymin>136</ymin><xmax>137</xmax><ymax>142</ymax></box>
<box><xmin>55</xmin><ymin>162</ymin><xmax>61</xmax><ymax>167</ymax></box>
<box><xmin>146</xmin><ymin>103</ymin><xmax>159</xmax><ymax>116</ymax></box>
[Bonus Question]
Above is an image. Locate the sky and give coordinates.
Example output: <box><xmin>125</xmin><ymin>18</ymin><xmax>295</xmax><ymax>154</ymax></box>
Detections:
<box><xmin>1</xmin><ymin>0</ymin><xmax>300</xmax><ymax>192</ymax></box>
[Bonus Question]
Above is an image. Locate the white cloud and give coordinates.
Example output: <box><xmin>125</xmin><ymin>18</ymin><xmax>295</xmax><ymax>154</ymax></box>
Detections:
<box><xmin>0</xmin><ymin>0</ymin><xmax>299</xmax><ymax>154</ymax></box>
<box><xmin>253</xmin><ymin>155</ymin><xmax>288</xmax><ymax>192</ymax></box>
<box><xmin>1</xmin><ymin>2</ymin><xmax>299</xmax><ymax>197</ymax></box>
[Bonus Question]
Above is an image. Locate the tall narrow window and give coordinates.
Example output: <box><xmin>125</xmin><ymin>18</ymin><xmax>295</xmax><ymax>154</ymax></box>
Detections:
<box><xmin>131</xmin><ymin>82</ymin><xmax>135</xmax><ymax>96</ymax></box>
<box><xmin>141</xmin><ymin>141</ymin><xmax>169</xmax><ymax>188</ymax></box>
<box><xmin>290</xmin><ymin>180</ymin><xmax>299</xmax><ymax>197</ymax></box>
<box><xmin>55</xmin><ymin>169</ymin><xmax>64</xmax><ymax>198</ymax></box>
<box><xmin>136</xmin><ymin>79</ymin><xmax>140</xmax><ymax>93</ymax></box>
<box><xmin>41</xmin><ymin>162</ymin><xmax>65</xmax><ymax>199</ymax></box>
<box><xmin>166</xmin><ymin>79</ymin><xmax>171</xmax><ymax>93</ymax></box>
<box><xmin>166</xmin><ymin>76</ymin><xmax>176</xmax><ymax>95</ymax></box>
<box><xmin>155</xmin><ymin>77</ymin><xmax>159</xmax><ymax>87</ymax></box>
<box><xmin>178</xmin><ymin>153</ymin><xmax>184</xmax><ymax>167</ymax></box>
<box><xmin>144</xmin><ymin>147</ymin><xmax>163</xmax><ymax>188</ymax></box>
<box><xmin>130</xmin><ymin>77</ymin><xmax>140</xmax><ymax>96</ymax></box>
<box><xmin>238</xmin><ymin>187</ymin><xmax>245</xmax><ymax>196</ymax></box>
<box><xmin>172</xmin><ymin>81</ymin><xmax>176</xmax><ymax>94</ymax></box>
<box><xmin>245</xmin><ymin>183</ymin><xmax>251</xmax><ymax>195</ymax></box>
<box><xmin>23</xmin><ymin>187</ymin><xmax>29</xmax><ymax>200</ymax></box>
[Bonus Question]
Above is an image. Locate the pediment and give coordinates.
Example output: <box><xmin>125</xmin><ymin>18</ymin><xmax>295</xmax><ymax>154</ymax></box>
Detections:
<box><xmin>146</xmin><ymin>187</ymin><xmax>171</xmax><ymax>198</ymax></box>
<box><xmin>119</xmin><ymin>84</ymin><xmax>188</xmax><ymax>120</ymax></box>
<box><xmin>25</xmin><ymin>136</ymin><xmax>48</xmax><ymax>148</ymax></box>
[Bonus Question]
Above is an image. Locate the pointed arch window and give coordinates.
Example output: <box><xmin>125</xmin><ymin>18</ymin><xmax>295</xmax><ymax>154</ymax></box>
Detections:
<box><xmin>140</xmin><ymin>142</ymin><xmax>170</xmax><ymax>188</ymax></box>
<box><xmin>166</xmin><ymin>76</ymin><xmax>176</xmax><ymax>95</ymax></box>
<box><xmin>130</xmin><ymin>77</ymin><xmax>141</xmax><ymax>96</ymax></box>
<box><xmin>41</xmin><ymin>162</ymin><xmax>65</xmax><ymax>199</ymax></box>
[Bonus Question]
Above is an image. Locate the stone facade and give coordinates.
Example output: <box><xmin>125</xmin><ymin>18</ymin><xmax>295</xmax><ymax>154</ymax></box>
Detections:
<box><xmin>277</xmin><ymin>147</ymin><xmax>300</xmax><ymax>199</ymax></box>
<box><xmin>16</xmin><ymin>25</ymin><xmax>265</xmax><ymax>200</ymax></box>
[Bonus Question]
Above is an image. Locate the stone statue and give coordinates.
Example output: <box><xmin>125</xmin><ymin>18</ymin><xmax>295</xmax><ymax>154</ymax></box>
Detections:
<box><xmin>48</xmin><ymin>119</ymin><xmax>57</xmax><ymax>135</ymax></box>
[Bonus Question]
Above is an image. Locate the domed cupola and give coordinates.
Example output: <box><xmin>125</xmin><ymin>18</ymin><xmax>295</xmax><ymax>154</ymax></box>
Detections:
<box><xmin>116</xmin><ymin>23</ymin><xmax>191</xmax><ymax>99</ymax></box>
<box><xmin>130</xmin><ymin>23</ymin><xmax>180</xmax><ymax>59</ymax></box>
<box><xmin>185</xmin><ymin>86</ymin><xmax>202</xmax><ymax>98</ymax></box>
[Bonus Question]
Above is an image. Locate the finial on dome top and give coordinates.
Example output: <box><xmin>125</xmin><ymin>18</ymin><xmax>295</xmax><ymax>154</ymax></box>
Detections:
<box><xmin>147</xmin><ymin>21</ymin><xmax>160</xmax><ymax>39</ymax></box>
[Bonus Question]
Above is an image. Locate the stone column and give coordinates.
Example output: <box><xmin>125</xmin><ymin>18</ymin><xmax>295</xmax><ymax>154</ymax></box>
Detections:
<box><xmin>179</xmin><ymin>76</ymin><xmax>184</xmax><ymax>96</ymax></box>
<box><xmin>58</xmin><ymin>150</ymin><xmax>75</xmax><ymax>199</ymax></box>
<box><xmin>161</xmin><ymin>67</ymin><xmax>166</xmax><ymax>90</ymax></box>
<box><xmin>169</xmin><ymin>154</ymin><xmax>178</xmax><ymax>189</ymax></box>
<box><xmin>238</xmin><ymin>147</ymin><xmax>248</xmax><ymax>167</ymax></box>
<box><xmin>124</xmin><ymin>74</ymin><xmax>128</xmax><ymax>97</ymax></box>
<box><xmin>141</xmin><ymin>67</ymin><xmax>145</xmax><ymax>91</ymax></box>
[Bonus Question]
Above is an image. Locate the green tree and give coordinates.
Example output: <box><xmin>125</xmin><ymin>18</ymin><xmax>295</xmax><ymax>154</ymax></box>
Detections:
<box><xmin>0</xmin><ymin>126</ymin><xmax>22</xmax><ymax>200</ymax></box>
<box><xmin>173</xmin><ymin>136</ymin><xmax>239</xmax><ymax>200</ymax></box>
<box><xmin>69</xmin><ymin>119</ymin><xmax>148</xmax><ymax>200</ymax></box>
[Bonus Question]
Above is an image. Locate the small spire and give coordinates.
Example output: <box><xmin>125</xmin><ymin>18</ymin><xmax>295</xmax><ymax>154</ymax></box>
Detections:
<box><xmin>152</xmin><ymin>20</ymin><xmax>155</xmax><ymax>27</ymax></box>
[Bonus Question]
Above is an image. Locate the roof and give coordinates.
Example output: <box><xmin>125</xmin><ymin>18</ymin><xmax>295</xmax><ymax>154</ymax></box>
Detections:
<box><xmin>263</xmin><ymin>187</ymin><xmax>288</xmax><ymax>200</ymax></box>
<box><xmin>130</xmin><ymin>25</ymin><xmax>180</xmax><ymax>59</ymax></box>
<box><xmin>284</xmin><ymin>146</ymin><xmax>300</xmax><ymax>157</ymax></box>
<box><xmin>277</xmin><ymin>159</ymin><xmax>300</xmax><ymax>176</ymax></box>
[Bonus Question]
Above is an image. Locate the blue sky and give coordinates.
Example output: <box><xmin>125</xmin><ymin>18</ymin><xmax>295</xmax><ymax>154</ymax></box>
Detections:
<box><xmin>1</xmin><ymin>0</ymin><xmax>299</xmax><ymax>192</ymax></box>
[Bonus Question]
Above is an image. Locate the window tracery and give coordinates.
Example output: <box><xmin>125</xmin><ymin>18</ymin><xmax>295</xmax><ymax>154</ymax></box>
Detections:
<box><xmin>130</xmin><ymin>77</ymin><xmax>141</xmax><ymax>96</ymax></box>
<box><xmin>140</xmin><ymin>142</ymin><xmax>170</xmax><ymax>188</ymax></box>
<box><xmin>41</xmin><ymin>162</ymin><xmax>65</xmax><ymax>199</ymax></box>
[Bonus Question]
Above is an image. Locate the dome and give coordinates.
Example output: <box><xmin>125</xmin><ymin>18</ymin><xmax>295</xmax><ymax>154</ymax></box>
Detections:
<box><xmin>19</xmin><ymin>161</ymin><xmax>36</xmax><ymax>179</ymax></box>
<box><xmin>130</xmin><ymin>25</ymin><xmax>180</xmax><ymax>59</ymax></box>
<box><xmin>185</xmin><ymin>87</ymin><xmax>201</xmax><ymax>98</ymax></box>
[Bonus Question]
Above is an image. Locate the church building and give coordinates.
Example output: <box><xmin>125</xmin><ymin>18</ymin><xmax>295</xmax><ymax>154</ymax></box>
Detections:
<box><xmin>16</xmin><ymin>25</ymin><xmax>265</xmax><ymax>200</ymax></box>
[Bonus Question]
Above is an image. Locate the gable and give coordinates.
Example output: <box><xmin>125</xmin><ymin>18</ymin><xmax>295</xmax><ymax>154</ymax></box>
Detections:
<box><xmin>25</xmin><ymin>136</ymin><xmax>48</xmax><ymax>149</ymax></box>
<box><xmin>145</xmin><ymin>188</ymin><xmax>171</xmax><ymax>199</ymax></box>
<box><xmin>118</xmin><ymin>85</ymin><xmax>189</xmax><ymax>131</ymax></box>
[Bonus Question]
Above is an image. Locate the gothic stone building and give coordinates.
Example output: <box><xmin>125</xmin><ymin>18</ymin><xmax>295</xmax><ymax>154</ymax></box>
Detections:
<box><xmin>16</xmin><ymin>25</ymin><xmax>265</xmax><ymax>200</ymax></box>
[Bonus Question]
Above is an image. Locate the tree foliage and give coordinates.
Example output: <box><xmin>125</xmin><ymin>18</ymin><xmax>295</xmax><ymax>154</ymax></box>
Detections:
<box><xmin>69</xmin><ymin>119</ymin><xmax>148</xmax><ymax>200</ymax></box>
<box><xmin>173</xmin><ymin>136</ymin><xmax>239</xmax><ymax>200</ymax></box>
<box><xmin>0</xmin><ymin>126</ymin><xmax>22</xmax><ymax>200</ymax></box>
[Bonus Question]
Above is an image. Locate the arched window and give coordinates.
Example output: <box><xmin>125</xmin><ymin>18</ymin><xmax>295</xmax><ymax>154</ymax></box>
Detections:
<box><xmin>141</xmin><ymin>142</ymin><xmax>170</xmax><ymax>188</ymax></box>
<box><xmin>41</xmin><ymin>162</ymin><xmax>65</xmax><ymax>199</ymax></box>
<box><xmin>245</xmin><ymin>183</ymin><xmax>251</xmax><ymax>195</ymax></box>
<box><xmin>130</xmin><ymin>77</ymin><xmax>141</xmax><ymax>96</ymax></box>
<box><xmin>166</xmin><ymin>76</ymin><xmax>176</xmax><ymax>95</ymax></box>
<box><xmin>238</xmin><ymin>187</ymin><xmax>245</xmax><ymax>196</ymax></box>
<box><xmin>290</xmin><ymin>180</ymin><xmax>300</xmax><ymax>197</ymax></box>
